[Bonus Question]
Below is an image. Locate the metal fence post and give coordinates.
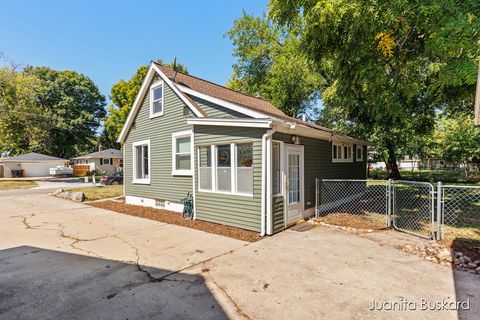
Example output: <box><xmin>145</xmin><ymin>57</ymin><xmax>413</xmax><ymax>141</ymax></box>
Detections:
<box><xmin>315</xmin><ymin>178</ymin><xmax>319</xmax><ymax>218</ymax></box>
<box><xmin>387</xmin><ymin>178</ymin><xmax>392</xmax><ymax>227</ymax></box>
<box><xmin>436</xmin><ymin>181</ymin><xmax>442</xmax><ymax>241</ymax></box>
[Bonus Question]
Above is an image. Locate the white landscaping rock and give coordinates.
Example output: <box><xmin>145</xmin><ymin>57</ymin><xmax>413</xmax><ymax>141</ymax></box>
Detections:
<box><xmin>70</xmin><ymin>192</ymin><xmax>85</xmax><ymax>202</ymax></box>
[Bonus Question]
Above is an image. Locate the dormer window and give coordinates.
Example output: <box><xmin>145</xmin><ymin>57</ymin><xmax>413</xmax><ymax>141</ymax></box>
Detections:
<box><xmin>150</xmin><ymin>81</ymin><xmax>164</xmax><ymax>118</ymax></box>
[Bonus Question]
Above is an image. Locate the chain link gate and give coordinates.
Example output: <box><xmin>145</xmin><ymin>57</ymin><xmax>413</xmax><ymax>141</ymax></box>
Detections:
<box><xmin>392</xmin><ymin>181</ymin><xmax>435</xmax><ymax>239</ymax></box>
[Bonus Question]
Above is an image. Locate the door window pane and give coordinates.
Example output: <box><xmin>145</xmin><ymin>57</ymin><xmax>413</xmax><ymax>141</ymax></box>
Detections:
<box><xmin>288</xmin><ymin>154</ymin><xmax>300</xmax><ymax>204</ymax></box>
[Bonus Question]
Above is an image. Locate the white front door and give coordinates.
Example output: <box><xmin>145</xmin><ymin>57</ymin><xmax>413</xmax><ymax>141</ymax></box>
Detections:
<box><xmin>285</xmin><ymin>145</ymin><xmax>304</xmax><ymax>225</ymax></box>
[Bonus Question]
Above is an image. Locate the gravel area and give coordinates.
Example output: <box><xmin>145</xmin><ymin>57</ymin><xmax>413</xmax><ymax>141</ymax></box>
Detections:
<box><xmin>89</xmin><ymin>200</ymin><xmax>261</xmax><ymax>242</ymax></box>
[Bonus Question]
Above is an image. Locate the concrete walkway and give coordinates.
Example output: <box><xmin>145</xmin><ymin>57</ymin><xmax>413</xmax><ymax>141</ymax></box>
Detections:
<box><xmin>0</xmin><ymin>193</ymin><xmax>478</xmax><ymax>319</ymax></box>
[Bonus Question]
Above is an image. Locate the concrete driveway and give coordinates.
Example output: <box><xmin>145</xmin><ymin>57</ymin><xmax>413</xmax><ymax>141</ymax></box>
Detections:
<box><xmin>0</xmin><ymin>193</ymin><xmax>479</xmax><ymax>319</ymax></box>
<box><xmin>0</xmin><ymin>178</ymin><xmax>95</xmax><ymax>196</ymax></box>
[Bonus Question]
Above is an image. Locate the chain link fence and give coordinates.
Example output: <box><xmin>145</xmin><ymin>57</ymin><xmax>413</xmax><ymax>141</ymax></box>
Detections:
<box><xmin>316</xmin><ymin>179</ymin><xmax>480</xmax><ymax>241</ymax></box>
<box><xmin>316</xmin><ymin>179</ymin><xmax>389</xmax><ymax>229</ymax></box>
<box><xmin>393</xmin><ymin>181</ymin><xmax>434</xmax><ymax>239</ymax></box>
<box><xmin>441</xmin><ymin>185</ymin><xmax>480</xmax><ymax>241</ymax></box>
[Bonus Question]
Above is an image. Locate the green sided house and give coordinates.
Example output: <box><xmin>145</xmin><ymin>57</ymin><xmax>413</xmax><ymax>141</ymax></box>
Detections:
<box><xmin>117</xmin><ymin>61</ymin><xmax>368</xmax><ymax>236</ymax></box>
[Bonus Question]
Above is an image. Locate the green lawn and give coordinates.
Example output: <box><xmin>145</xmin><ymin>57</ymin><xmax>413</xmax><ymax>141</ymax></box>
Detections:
<box><xmin>0</xmin><ymin>180</ymin><xmax>38</xmax><ymax>190</ymax></box>
<box><xmin>70</xmin><ymin>185</ymin><xmax>123</xmax><ymax>201</ymax></box>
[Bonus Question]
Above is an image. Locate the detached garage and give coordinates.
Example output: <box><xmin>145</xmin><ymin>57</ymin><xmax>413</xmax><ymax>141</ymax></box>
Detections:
<box><xmin>0</xmin><ymin>152</ymin><xmax>68</xmax><ymax>178</ymax></box>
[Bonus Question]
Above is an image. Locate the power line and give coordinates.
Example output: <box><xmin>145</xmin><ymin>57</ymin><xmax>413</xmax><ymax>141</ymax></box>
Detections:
<box><xmin>0</xmin><ymin>10</ymin><xmax>148</xmax><ymax>68</ymax></box>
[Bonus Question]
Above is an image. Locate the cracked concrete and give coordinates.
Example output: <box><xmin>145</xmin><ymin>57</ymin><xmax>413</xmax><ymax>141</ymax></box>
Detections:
<box><xmin>1</xmin><ymin>192</ymin><xmax>479</xmax><ymax>320</ymax></box>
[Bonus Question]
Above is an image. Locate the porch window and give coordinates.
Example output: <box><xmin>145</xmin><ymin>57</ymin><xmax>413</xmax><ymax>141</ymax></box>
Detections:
<box><xmin>272</xmin><ymin>142</ymin><xmax>281</xmax><ymax>195</ymax></box>
<box><xmin>197</xmin><ymin>143</ymin><xmax>253</xmax><ymax>196</ymax></box>
<box><xmin>133</xmin><ymin>140</ymin><xmax>150</xmax><ymax>184</ymax></box>
<box><xmin>150</xmin><ymin>81</ymin><xmax>164</xmax><ymax>117</ymax></box>
<box><xmin>198</xmin><ymin>146</ymin><xmax>212</xmax><ymax>191</ymax></box>
<box><xmin>332</xmin><ymin>143</ymin><xmax>353</xmax><ymax>163</ymax></box>
<box><xmin>236</xmin><ymin>143</ymin><xmax>253</xmax><ymax>195</ymax></box>
<box><xmin>172</xmin><ymin>130</ymin><xmax>192</xmax><ymax>176</ymax></box>
<box><xmin>216</xmin><ymin>144</ymin><xmax>231</xmax><ymax>192</ymax></box>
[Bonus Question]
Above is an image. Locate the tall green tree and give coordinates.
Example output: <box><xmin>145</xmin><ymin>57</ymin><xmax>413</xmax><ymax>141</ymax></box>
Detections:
<box><xmin>0</xmin><ymin>66</ymin><xmax>106</xmax><ymax>158</ymax></box>
<box><xmin>270</xmin><ymin>0</ymin><xmax>480</xmax><ymax>178</ymax></box>
<box><xmin>104</xmin><ymin>60</ymin><xmax>188</xmax><ymax>143</ymax></box>
<box><xmin>427</xmin><ymin>114</ymin><xmax>480</xmax><ymax>174</ymax></box>
<box><xmin>226</xmin><ymin>12</ymin><xmax>323</xmax><ymax>117</ymax></box>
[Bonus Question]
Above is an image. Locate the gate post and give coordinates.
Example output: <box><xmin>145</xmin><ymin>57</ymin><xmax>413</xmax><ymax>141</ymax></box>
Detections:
<box><xmin>387</xmin><ymin>179</ymin><xmax>393</xmax><ymax>227</ymax></box>
<box><xmin>315</xmin><ymin>178</ymin><xmax>319</xmax><ymax>218</ymax></box>
<box><xmin>436</xmin><ymin>181</ymin><xmax>442</xmax><ymax>241</ymax></box>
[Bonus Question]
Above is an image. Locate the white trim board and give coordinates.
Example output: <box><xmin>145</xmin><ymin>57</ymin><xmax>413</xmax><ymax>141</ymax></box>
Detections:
<box><xmin>177</xmin><ymin>84</ymin><xmax>268</xmax><ymax>119</ymax></box>
<box><xmin>186</xmin><ymin>118</ymin><xmax>272</xmax><ymax>128</ymax></box>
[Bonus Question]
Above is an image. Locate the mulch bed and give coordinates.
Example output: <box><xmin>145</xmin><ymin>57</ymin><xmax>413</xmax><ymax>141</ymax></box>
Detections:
<box><xmin>89</xmin><ymin>200</ymin><xmax>261</xmax><ymax>243</ymax></box>
<box><xmin>315</xmin><ymin>212</ymin><xmax>386</xmax><ymax>230</ymax></box>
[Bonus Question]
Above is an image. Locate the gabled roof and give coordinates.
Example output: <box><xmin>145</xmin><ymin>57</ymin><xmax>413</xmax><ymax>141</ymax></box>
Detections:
<box><xmin>154</xmin><ymin>62</ymin><xmax>286</xmax><ymax>118</ymax></box>
<box><xmin>73</xmin><ymin>149</ymin><xmax>123</xmax><ymax>160</ymax></box>
<box><xmin>2</xmin><ymin>152</ymin><xmax>66</xmax><ymax>162</ymax></box>
<box><xmin>117</xmin><ymin>61</ymin><xmax>369</xmax><ymax>145</ymax></box>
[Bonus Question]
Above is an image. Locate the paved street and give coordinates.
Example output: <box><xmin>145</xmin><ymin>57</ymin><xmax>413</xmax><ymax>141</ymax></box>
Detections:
<box><xmin>0</xmin><ymin>192</ymin><xmax>479</xmax><ymax>319</ymax></box>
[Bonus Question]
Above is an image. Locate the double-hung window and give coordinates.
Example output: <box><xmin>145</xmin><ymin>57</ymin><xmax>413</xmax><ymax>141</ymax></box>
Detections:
<box><xmin>332</xmin><ymin>143</ymin><xmax>353</xmax><ymax>163</ymax></box>
<box><xmin>150</xmin><ymin>81</ymin><xmax>164</xmax><ymax>117</ymax></box>
<box><xmin>172</xmin><ymin>130</ymin><xmax>193</xmax><ymax>176</ymax></box>
<box><xmin>198</xmin><ymin>142</ymin><xmax>254</xmax><ymax>196</ymax></box>
<box><xmin>133</xmin><ymin>140</ymin><xmax>150</xmax><ymax>184</ymax></box>
<box><xmin>356</xmin><ymin>145</ymin><xmax>364</xmax><ymax>161</ymax></box>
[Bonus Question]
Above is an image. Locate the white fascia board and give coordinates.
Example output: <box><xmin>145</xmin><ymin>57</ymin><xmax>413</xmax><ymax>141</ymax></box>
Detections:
<box><xmin>186</xmin><ymin>118</ymin><xmax>272</xmax><ymax>128</ymax></box>
<box><xmin>117</xmin><ymin>63</ymin><xmax>205</xmax><ymax>143</ymax></box>
<box><xmin>274</xmin><ymin>121</ymin><xmax>369</xmax><ymax>145</ymax></box>
<box><xmin>151</xmin><ymin>64</ymin><xmax>205</xmax><ymax>118</ymax></box>
<box><xmin>117</xmin><ymin>65</ymin><xmax>157</xmax><ymax>143</ymax></box>
<box><xmin>176</xmin><ymin>84</ymin><xmax>268</xmax><ymax>119</ymax></box>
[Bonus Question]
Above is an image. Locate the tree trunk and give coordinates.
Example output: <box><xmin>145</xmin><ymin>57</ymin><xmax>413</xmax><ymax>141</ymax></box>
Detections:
<box><xmin>385</xmin><ymin>142</ymin><xmax>401</xmax><ymax>179</ymax></box>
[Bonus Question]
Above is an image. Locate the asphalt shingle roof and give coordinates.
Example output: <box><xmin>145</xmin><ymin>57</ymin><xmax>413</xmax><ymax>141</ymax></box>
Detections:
<box><xmin>73</xmin><ymin>149</ymin><xmax>123</xmax><ymax>159</ymax></box>
<box><xmin>6</xmin><ymin>152</ymin><xmax>66</xmax><ymax>161</ymax></box>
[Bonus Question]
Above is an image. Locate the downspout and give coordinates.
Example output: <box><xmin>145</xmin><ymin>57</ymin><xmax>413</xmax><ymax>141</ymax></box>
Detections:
<box><xmin>261</xmin><ymin>128</ymin><xmax>276</xmax><ymax>236</ymax></box>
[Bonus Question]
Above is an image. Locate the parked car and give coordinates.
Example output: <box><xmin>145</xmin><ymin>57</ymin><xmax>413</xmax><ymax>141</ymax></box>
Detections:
<box><xmin>100</xmin><ymin>172</ymin><xmax>123</xmax><ymax>185</ymax></box>
<box><xmin>49</xmin><ymin>166</ymin><xmax>73</xmax><ymax>177</ymax></box>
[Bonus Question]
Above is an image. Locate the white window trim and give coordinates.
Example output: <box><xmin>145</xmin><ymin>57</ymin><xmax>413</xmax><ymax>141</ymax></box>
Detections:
<box><xmin>332</xmin><ymin>142</ymin><xmax>353</xmax><ymax>163</ymax></box>
<box><xmin>132</xmin><ymin>139</ymin><xmax>151</xmax><ymax>184</ymax></box>
<box><xmin>197</xmin><ymin>143</ymin><xmax>254</xmax><ymax>197</ymax></box>
<box><xmin>150</xmin><ymin>81</ymin><xmax>164</xmax><ymax>118</ymax></box>
<box><xmin>102</xmin><ymin>158</ymin><xmax>111</xmax><ymax>165</ymax></box>
<box><xmin>172</xmin><ymin>130</ymin><xmax>193</xmax><ymax>176</ymax></box>
<box><xmin>356</xmin><ymin>145</ymin><xmax>364</xmax><ymax>161</ymax></box>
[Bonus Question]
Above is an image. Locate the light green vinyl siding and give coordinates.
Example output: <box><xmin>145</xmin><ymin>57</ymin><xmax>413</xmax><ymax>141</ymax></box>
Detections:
<box><xmin>272</xmin><ymin>196</ymin><xmax>284</xmax><ymax>233</ymax></box>
<box><xmin>194</xmin><ymin>126</ymin><xmax>265</xmax><ymax>232</ymax></box>
<box><xmin>190</xmin><ymin>95</ymin><xmax>248</xmax><ymax>118</ymax></box>
<box><xmin>273</xmin><ymin>133</ymin><xmax>367</xmax><ymax>210</ymax></box>
<box><xmin>124</xmin><ymin>76</ymin><xmax>195</xmax><ymax>203</ymax></box>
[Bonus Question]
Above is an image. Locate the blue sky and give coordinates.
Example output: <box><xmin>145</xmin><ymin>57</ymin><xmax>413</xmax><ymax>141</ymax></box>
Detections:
<box><xmin>0</xmin><ymin>0</ymin><xmax>268</xmax><ymax>102</ymax></box>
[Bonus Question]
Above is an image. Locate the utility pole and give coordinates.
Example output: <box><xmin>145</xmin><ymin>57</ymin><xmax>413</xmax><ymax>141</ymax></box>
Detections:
<box><xmin>475</xmin><ymin>59</ymin><xmax>480</xmax><ymax>125</ymax></box>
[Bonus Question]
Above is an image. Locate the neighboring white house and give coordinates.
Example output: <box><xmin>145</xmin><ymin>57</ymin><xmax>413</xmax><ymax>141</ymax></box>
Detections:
<box><xmin>72</xmin><ymin>149</ymin><xmax>123</xmax><ymax>174</ymax></box>
<box><xmin>0</xmin><ymin>152</ymin><xmax>68</xmax><ymax>178</ymax></box>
